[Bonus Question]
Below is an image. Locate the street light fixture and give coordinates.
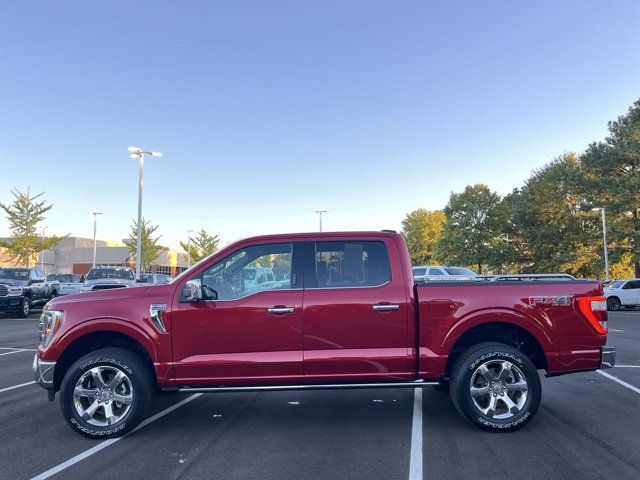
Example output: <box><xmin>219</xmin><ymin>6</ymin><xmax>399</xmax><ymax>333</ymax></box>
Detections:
<box><xmin>128</xmin><ymin>146</ymin><xmax>162</xmax><ymax>280</ymax></box>
<box><xmin>314</xmin><ymin>210</ymin><xmax>328</xmax><ymax>232</ymax></box>
<box><xmin>91</xmin><ymin>212</ymin><xmax>102</xmax><ymax>268</ymax></box>
<box><xmin>592</xmin><ymin>207</ymin><xmax>609</xmax><ymax>281</ymax></box>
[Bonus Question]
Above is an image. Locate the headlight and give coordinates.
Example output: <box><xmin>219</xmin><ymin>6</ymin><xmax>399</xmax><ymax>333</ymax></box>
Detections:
<box><xmin>7</xmin><ymin>286</ymin><xmax>23</xmax><ymax>296</ymax></box>
<box><xmin>39</xmin><ymin>310</ymin><xmax>64</xmax><ymax>348</ymax></box>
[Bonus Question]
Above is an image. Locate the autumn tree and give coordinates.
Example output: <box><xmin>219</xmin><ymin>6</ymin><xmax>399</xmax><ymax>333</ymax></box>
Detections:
<box><xmin>0</xmin><ymin>188</ymin><xmax>65</xmax><ymax>267</ymax></box>
<box><xmin>401</xmin><ymin>209</ymin><xmax>445</xmax><ymax>265</ymax></box>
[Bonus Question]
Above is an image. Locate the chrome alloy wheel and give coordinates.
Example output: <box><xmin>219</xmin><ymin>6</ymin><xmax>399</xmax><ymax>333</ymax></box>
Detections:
<box><xmin>73</xmin><ymin>366</ymin><xmax>134</xmax><ymax>426</ymax></box>
<box><xmin>469</xmin><ymin>360</ymin><xmax>528</xmax><ymax>419</ymax></box>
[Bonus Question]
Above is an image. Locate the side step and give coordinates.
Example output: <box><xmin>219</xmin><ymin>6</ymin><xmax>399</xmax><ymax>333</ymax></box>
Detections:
<box><xmin>177</xmin><ymin>380</ymin><xmax>439</xmax><ymax>394</ymax></box>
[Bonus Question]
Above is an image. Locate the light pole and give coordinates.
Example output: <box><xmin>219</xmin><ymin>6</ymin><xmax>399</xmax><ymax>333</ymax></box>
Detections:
<box><xmin>128</xmin><ymin>146</ymin><xmax>162</xmax><ymax>280</ymax></box>
<box><xmin>40</xmin><ymin>227</ymin><xmax>47</xmax><ymax>272</ymax></box>
<box><xmin>186</xmin><ymin>229</ymin><xmax>193</xmax><ymax>267</ymax></box>
<box><xmin>592</xmin><ymin>207</ymin><xmax>609</xmax><ymax>281</ymax></box>
<box><xmin>91</xmin><ymin>212</ymin><xmax>102</xmax><ymax>268</ymax></box>
<box><xmin>314</xmin><ymin>210</ymin><xmax>328</xmax><ymax>232</ymax></box>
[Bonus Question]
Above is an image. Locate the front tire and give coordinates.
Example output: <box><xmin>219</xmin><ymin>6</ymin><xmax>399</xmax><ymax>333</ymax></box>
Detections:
<box><xmin>17</xmin><ymin>297</ymin><xmax>31</xmax><ymax>318</ymax></box>
<box><xmin>449</xmin><ymin>343</ymin><xmax>541</xmax><ymax>432</ymax></box>
<box><xmin>60</xmin><ymin>348</ymin><xmax>155</xmax><ymax>438</ymax></box>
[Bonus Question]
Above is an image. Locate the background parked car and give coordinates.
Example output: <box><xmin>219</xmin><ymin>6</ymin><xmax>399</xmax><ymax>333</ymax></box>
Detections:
<box><xmin>0</xmin><ymin>267</ymin><xmax>56</xmax><ymax>317</ymax></box>
<box><xmin>47</xmin><ymin>273</ymin><xmax>84</xmax><ymax>296</ymax></box>
<box><xmin>80</xmin><ymin>266</ymin><xmax>137</xmax><ymax>292</ymax></box>
<box><xmin>137</xmin><ymin>273</ymin><xmax>172</xmax><ymax>286</ymax></box>
<box><xmin>413</xmin><ymin>265</ymin><xmax>477</xmax><ymax>282</ymax></box>
<box><xmin>603</xmin><ymin>278</ymin><xmax>640</xmax><ymax>310</ymax></box>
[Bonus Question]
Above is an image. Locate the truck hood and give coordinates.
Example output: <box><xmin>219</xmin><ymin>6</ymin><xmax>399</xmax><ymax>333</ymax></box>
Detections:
<box><xmin>83</xmin><ymin>278</ymin><xmax>137</xmax><ymax>287</ymax></box>
<box><xmin>0</xmin><ymin>279</ymin><xmax>28</xmax><ymax>287</ymax></box>
<box><xmin>49</xmin><ymin>285</ymin><xmax>153</xmax><ymax>307</ymax></box>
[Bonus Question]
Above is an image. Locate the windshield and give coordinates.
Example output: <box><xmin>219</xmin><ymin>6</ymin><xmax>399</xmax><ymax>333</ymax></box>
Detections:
<box><xmin>609</xmin><ymin>281</ymin><xmax>624</xmax><ymax>288</ymax></box>
<box><xmin>86</xmin><ymin>268</ymin><xmax>134</xmax><ymax>280</ymax></box>
<box><xmin>0</xmin><ymin>269</ymin><xmax>29</xmax><ymax>280</ymax></box>
<box><xmin>444</xmin><ymin>267</ymin><xmax>477</xmax><ymax>276</ymax></box>
<box><xmin>54</xmin><ymin>274</ymin><xmax>82</xmax><ymax>282</ymax></box>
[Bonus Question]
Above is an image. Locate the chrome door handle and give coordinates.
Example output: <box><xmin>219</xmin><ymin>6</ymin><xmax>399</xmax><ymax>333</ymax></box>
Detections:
<box><xmin>267</xmin><ymin>307</ymin><xmax>295</xmax><ymax>314</ymax></box>
<box><xmin>373</xmin><ymin>304</ymin><xmax>400</xmax><ymax>311</ymax></box>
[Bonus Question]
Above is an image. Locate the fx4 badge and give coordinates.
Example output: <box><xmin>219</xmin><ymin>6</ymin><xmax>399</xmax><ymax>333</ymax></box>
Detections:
<box><xmin>528</xmin><ymin>295</ymin><xmax>572</xmax><ymax>306</ymax></box>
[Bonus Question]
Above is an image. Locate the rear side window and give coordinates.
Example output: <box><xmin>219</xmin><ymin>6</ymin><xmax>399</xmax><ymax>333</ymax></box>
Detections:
<box><xmin>428</xmin><ymin>268</ymin><xmax>445</xmax><ymax>276</ymax></box>
<box><xmin>413</xmin><ymin>268</ymin><xmax>427</xmax><ymax>276</ymax></box>
<box><xmin>313</xmin><ymin>241</ymin><xmax>390</xmax><ymax>288</ymax></box>
<box><xmin>444</xmin><ymin>267</ymin><xmax>476</xmax><ymax>276</ymax></box>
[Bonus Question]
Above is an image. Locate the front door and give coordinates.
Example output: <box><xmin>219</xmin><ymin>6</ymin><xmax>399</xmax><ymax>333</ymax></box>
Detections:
<box><xmin>171</xmin><ymin>241</ymin><xmax>304</xmax><ymax>386</ymax></box>
<box><xmin>302</xmin><ymin>238</ymin><xmax>412</xmax><ymax>383</ymax></box>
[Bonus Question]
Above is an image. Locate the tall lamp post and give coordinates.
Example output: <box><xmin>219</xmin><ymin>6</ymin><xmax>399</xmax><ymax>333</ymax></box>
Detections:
<box><xmin>314</xmin><ymin>210</ymin><xmax>328</xmax><ymax>232</ymax></box>
<box><xmin>91</xmin><ymin>212</ymin><xmax>102</xmax><ymax>268</ymax></box>
<box><xmin>40</xmin><ymin>227</ymin><xmax>47</xmax><ymax>272</ymax></box>
<box><xmin>186</xmin><ymin>229</ymin><xmax>193</xmax><ymax>267</ymax></box>
<box><xmin>592</xmin><ymin>207</ymin><xmax>609</xmax><ymax>281</ymax></box>
<box><xmin>128</xmin><ymin>146</ymin><xmax>163</xmax><ymax>280</ymax></box>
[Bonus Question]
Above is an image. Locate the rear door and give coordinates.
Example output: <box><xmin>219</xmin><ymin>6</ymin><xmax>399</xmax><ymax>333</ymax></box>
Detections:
<box><xmin>620</xmin><ymin>280</ymin><xmax>640</xmax><ymax>305</ymax></box>
<box><xmin>302</xmin><ymin>236</ymin><xmax>413</xmax><ymax>382</ymax></box>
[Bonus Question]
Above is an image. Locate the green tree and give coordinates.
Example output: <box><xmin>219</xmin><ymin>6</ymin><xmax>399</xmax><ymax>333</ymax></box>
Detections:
<box><xmin>401</xmin><ymin>209</ymin><xmax>445</xmax><ymax>265</ymax></box>
<box><xmin>436</xmin><ymin>184</ymin><xmax>506</xmax><ymax>273</ymax></box>
<box><xmin>505</xmin><ymin>153</ymin><xmax>600</xmax><ymax>276</ymax></box>
<box><xmin>124</xmin><ymin>218</ymin><xmax>165</xmax><ymax>272</ymax></box>
<box><xmin>581</xmin><ymin>99</ymin><xmax>640</xmax><ymax>276</ymax></box>
<box><xmin>179</xmin><ymin>228</ymin><xmax>221</xmax><ymax>265</ymax></box>
<box><xmin>0</xmin><ymin>188</ymin><xmax>65</xmax><ymax>267</ymax></box>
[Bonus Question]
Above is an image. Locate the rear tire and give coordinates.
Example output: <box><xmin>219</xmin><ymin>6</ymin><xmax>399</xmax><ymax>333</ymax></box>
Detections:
<box><xmin>449</xmin><ymin>342</ymin><xmax>541</xmax><ymax>432</ymax></box>
<box><xmin>60</xmin><ymin>348</ymin><xmax>155</xmax><ymax>439</ymax></box>
<box><xmin>607</xmin><ymin>297</ymin><xmax>621</xmax><ymax>311</ymax></box>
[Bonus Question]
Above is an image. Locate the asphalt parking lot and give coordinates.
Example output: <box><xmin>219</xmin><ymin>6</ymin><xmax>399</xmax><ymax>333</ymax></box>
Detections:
<box><xmin>0</xmin><ymin>311</ymin><xmax>639</xmax><ymax>480</ymax></box>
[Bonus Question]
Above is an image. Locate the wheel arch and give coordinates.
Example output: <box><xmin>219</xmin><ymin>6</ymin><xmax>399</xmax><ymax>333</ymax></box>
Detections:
<box><xmin>53</xmin><ymin>329</ymin><xmax>157</xmax><ymax>391</ymax></box>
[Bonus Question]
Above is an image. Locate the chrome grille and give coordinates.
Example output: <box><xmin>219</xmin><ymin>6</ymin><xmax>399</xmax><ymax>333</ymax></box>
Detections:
<box><xmin>0</xmin><ymin>285</ymin><xmax>8</xmax><ymax>297</ymax></box>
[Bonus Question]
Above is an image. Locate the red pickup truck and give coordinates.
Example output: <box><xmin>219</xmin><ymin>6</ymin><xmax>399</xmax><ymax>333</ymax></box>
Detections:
<box><xmin>34</xmin><ymin>231</ymin><xmax>615</xmax><ymax>438</ymax></box>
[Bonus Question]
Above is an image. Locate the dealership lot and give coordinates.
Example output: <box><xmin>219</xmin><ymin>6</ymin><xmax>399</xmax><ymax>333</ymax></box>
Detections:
<box><xmin>0</xmin><ymin>312</ymin><xmax>639</xmax><ymax>480</ymax></box>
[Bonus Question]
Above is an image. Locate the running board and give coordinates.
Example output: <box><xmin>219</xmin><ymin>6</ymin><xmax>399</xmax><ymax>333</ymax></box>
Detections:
<box><xmin>177</xmin><ymin>380</ymin><xmax>439</xmax><ymax>394</ymax></box>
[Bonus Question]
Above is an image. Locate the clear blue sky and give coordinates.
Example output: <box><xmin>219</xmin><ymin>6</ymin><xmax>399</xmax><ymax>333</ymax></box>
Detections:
<box><xmin>1</xmin><ymin>1</ymin><xmax>639</xmax><ymax>249</ymax></box>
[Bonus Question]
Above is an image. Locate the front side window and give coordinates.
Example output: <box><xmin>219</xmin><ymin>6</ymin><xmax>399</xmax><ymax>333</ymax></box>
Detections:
<box><xmin>314</xmin><ymin>241</ymin><xmax>390</xmax><ymax>288</ymax></box>
<box><xmin>428</xmin><ymin>268</ymin><xmax>445</xmax><ymax>276</ymax></box>
<box><xmin>202</xmin><ymin>243</ymin><xmax>293</xmax><ymax>300</ymax></box>
<box><xmin>413</xmin><ymin>268</ymin><xmax>427</xmax><ymax>276</ymax></box>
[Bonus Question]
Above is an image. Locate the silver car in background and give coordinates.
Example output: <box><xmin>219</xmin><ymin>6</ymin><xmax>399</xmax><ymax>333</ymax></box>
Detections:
<box><xmin>47</xmin><ymin>274</ymin><xmax>83</xmax><ymax>296</ymax></box>
<box><xmin>80</xmin><ymin>266</ymin><xmax>137</xmax><ymax>292</ymax></box>
<box><xmin>413</xmin><ymin>265</ymin><xmax>477</xmax><ymax>282</ymax></box>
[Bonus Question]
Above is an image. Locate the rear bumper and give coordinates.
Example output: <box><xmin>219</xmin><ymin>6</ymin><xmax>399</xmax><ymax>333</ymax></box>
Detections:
<box><xmin>33</xmin><ymin>353</ymin><xmax>56</xmax><ymax>390</ymax></box>
<box><xmin>600</xmin><ymin>346</ymin><xmax>616</xmax><ymax>369</ymax></box>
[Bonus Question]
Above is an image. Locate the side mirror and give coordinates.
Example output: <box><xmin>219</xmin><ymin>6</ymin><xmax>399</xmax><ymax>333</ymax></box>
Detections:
<box><xmin>183</xmin><ymin>279</ymin><xmax>203</xmax><ymax>302</ymax></box>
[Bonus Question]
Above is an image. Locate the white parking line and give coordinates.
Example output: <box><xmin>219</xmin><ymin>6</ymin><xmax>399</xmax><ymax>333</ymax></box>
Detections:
<box><xmin>408</xmin><ymin>388</ymin><xmax>423</xmax><ymax>480</ymax></box>
<box><xmin>0</xmin><ymin>381</ymin><xmax>36</xmax><ymax>393</ymax></box>
<box><xmin>31</xmin><ymin>393</ymin><xmax>203</xmax><ymax>480</ymax></box>
<box><xmin>597</xmin><ymin>370</ymin><xmax>640</xmax><ymax>394</ymax></box>
<box><xmin>615</xmin><ymin>365</ymin><xmax>640</xmax><ymax>368</ymax></box>
<box><xmin>0</xmin><ymin>350</ymin><xmax>31</xmax><ymax>356</ymax></box>
<box><xmin>0</xmin><ymin>346</ymin><xmax>37</xmax><ymax>351</ymax></box>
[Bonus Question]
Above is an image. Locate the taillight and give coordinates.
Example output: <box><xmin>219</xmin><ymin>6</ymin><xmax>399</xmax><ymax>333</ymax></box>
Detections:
<box><xmin>577</xmin><ymin>296</ymin><xmax>608</xmax><ymax>334</ymax></box>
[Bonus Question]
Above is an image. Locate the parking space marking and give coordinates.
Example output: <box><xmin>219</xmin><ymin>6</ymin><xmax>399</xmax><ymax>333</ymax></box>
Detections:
<box><xmin>0</xmin><ymin>381</ymin><xmax>36</xmax><ymax>393</ymax></box>
<box><xmin>615</xmin><ymin>365</ymin><xmax>640</xmax><ymax>368</ymax></box>
<box><xmin>597</xmin><ymin>370</ymin><xmax>640</xmax><ymax>394</ymax></box>
<box><xmin>31</xmin><ymin>393</ymin><xmax>203</xmax><ymax>480</ymax></box>
<box><xmin>0</xmin><ymin>346</ymin><xmax>37</xmax><ymax>351</ymax></box>
<box><xmin>0</xmin><ymin>350</ymin><xmax>32</xmax><ymax>356</ymax></box>
<box><xmin>408</xmin><ymin>388</ymin><xmax>423</xmax><ymax>480</ymax></box>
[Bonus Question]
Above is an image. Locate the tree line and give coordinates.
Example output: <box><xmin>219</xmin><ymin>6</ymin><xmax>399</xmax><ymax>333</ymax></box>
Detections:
<box><xmin>402</xmin><ymin>98</ymin><xmax>640</xmax><ymax>279</ymax></box>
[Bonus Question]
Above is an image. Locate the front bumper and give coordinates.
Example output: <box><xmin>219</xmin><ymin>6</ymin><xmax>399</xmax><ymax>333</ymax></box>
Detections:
<box><xmin>33</xmin><ymin>354</ymin><xmax>56</xmax><ymax>390</ymax></box>
<box><xmin>600</xmin><ymin>346</ymin><xmax>616</xmax><ymax>369</ymax></box>
<box><xmin>0</xmin><ymin>296</ymin><xmax>24</xmax><ymax>311</ymax></box>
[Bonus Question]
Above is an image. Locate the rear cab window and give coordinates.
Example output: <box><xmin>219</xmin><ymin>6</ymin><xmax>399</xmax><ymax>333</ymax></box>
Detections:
<box><xmin>310</xmin><ymin>241</ymin><xmax>391</xmax><ymax>288</ymax></box>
